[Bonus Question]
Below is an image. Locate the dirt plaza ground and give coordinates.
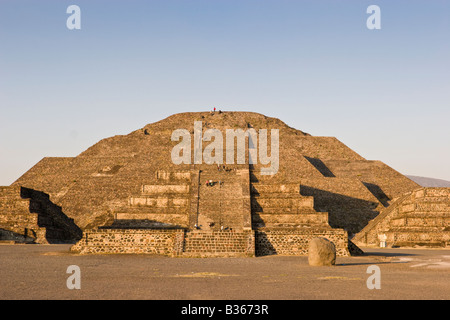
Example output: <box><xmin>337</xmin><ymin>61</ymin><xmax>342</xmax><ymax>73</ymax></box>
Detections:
<box><xmin>0</xmin><ymin>244</ymin><xmax>449</xmax><ymax>300</ymax></box>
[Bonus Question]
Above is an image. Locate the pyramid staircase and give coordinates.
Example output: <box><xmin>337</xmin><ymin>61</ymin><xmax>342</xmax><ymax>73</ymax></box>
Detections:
<box><xmin>181</xmin><ymin>164</ymin><xmax>254</xmax><ymax>257</ymax></box>
<box><xmin>110</xmin><ymin>171</ymin><xmax>192</xmax><ymax>229</ymax></box>
<box><xmin>354</xmin><ymin>187</ymin><xmax>450</xmax><ymax>248</ymax></box>
<box><xmin>250</xmin><ymin>170</ymin><xmax>328</xmax><ymax>229</ymax></box>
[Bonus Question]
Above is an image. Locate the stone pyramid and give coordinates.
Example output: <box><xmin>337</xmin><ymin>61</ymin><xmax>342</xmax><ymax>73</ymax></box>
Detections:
<box><xmin>1</xmin><ymin>111</ymin><xmax>422</xmax><ymax>255</ymax></box>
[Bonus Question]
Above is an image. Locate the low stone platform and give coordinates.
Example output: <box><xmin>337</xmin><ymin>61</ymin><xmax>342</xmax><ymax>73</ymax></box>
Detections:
<box><xmin>70</xmin><ymin>227</ymin><xmax>355</xmax><ymax>257</ymax></box>
<box><xmin>70</xmin><ymin>228</ymin><xmax>185</xmax><ymax>255</ymax></box>
<box><xmin>255</xmin><ymin>227</ymin><xmax>351</xmax><ymax>257</ymax></box>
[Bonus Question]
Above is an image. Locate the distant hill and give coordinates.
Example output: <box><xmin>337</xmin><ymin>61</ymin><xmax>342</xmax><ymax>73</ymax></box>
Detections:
<box><xmin>406</xmin><ymin>175</ymin><xmax>450</xmax><ymax>188</ymax></box>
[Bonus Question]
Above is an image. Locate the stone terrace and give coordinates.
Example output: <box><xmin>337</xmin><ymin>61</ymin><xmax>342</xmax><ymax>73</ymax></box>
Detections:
<box><xmin>354</xmin><ymin>187</ymin><xmax>450</xmax><ymax>248</ymax></box>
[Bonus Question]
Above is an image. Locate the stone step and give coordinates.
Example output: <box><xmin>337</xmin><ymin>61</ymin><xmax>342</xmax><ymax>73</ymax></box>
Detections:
<box><xmin>391</xmin><ymin>213</ymin><xmax>450</xmax><ymax>220</ymax></box>
<box><xmin>199</xmin><ymin>190</ymin><xmax>243</xmax><ymax>199</ymax></box>
<box><xmin>394</xmin><ymin>211</ymin><xmax>450</xmax><ymax>216</ymax></box>
<box><xmin>252</xmin><ymin>212</ymin><xmax>329</xmax><ymax>226</ymax></box>
<box><xmin>141</xmin><ymin>184</ymin><xmax>190</xmax><ymax>195</ymax></box>
<box><xmin>388</xmin><ymin>230</ymin><xmax>450</xmax><ymax>247</ymax></box>
<box><xmin>129</xmin><ymin>196</ymin><xmax>189</xmax><ymax>207</ymax></box>
<box><xmin>155</xmin><ymin>170</ymin><xmax>191</xmax><ymax>181</ymax></box>
<box><xmin>199</xmin><ymin>182</ymin><xmax>241</xmax><ymax>189</ymax></box>
<box><xmin>389</xmin><ymin>227</ymin><xmax>449</xmax><ymax>233</ymax></box>
<box><xmin>251</xmin><ymin>184</ymin><xmax>300</xmax><ymax>194</ymax></box>
<box><xmin>252</xmin><ymin>207</ymin><xmax>318</xmax><ymax>214</ymax></box>
<box><xmin>251</xmin><ymin>197</ymin><xmax>314</xmax><ymax>208</ymax></box>
<box><xmin>391</xmin><ymin>220</ymin><xmax>447</xmax><ymax>228</ymax></box>
<box><xmin>183</xmin><ymin>231</ymin><xmax>254</xmax><ymax>255</ymax></box>
<box><xmin>392</xmin><ymin>240</ymin><xmax>447</xmax><ymax>248</ymax></box>
<box><xmin>197</xmin><ymin>178</ymin><xmax>242</xmax><ymax>187</ymax></box>
<box><xmin>185</xmin><ymin>236</ymin><xmax>249</xmax><ymax>242</ymax></box>
<box><xmin>115</xmin><ymin>207</ymin><xmax>189</xmax><ymax>215</ymax></box>
<box><xmin>193</xmin><ymin>163</ymin><xmax>249</xmax><ymax>170</ymax></box>
<box><xmin>199</xmin><ymin>185</ymin><xmax>243</xmax><ymax>199</ymax></box>
<box><xmin>400</xmin><ymin>202</ymin><xmax>450</xmax><ymax>210</ymax></box>
<box><xmin>200</xmin><ymin>167</ymin><xmax>241</xmax><ymax>174</ymax></box>
<box><xmin>251</xmin><ymin>193</ymin><xmax>306</xmax><ymax>199</ymax></box>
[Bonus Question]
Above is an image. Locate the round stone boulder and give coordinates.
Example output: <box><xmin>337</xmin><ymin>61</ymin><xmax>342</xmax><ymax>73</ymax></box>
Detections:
<box><xmin>308</xmin><ymin>237</ymin><xmax>336</xmax><ymax>266</ymax></box>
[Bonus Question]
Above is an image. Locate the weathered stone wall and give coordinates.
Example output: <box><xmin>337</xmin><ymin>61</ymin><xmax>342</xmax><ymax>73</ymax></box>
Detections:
<box><xmin>71</xmin><ymin>229</ymin><xmax>255</xmax><ymax>257</ymax></box>
<box><xmin>71</xmin><ymin>227</ymin><xmax>354</xmax><ymax>257</ymax></box>
<box><xmin>70</xmin><ymin>228</ymin><xmax>185</xmax><ymax>255</ymax></box>
<box><xmin>255</xmin><ymin>228</ymin><xmax>350</xmax><ymax>257</ymax></box>
<box><xmin>183</xmin><ymin>230</ymin><xmax>255</xmax><ymax>257</ymax></box>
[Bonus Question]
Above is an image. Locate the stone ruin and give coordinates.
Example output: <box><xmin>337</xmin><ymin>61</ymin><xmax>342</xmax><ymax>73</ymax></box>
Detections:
<box><xmin>354</xmin><ymin>187</ymin><xmax>450</xmax><ymax>248</ymax></box>
<box><xmin>1</xmin><ymin>111</ymin><xmax>448</xmax><ymax>256</ymax></box>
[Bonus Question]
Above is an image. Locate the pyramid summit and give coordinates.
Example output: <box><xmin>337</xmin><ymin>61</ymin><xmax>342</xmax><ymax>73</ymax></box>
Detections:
<box><xmin>1</xmin><ymin>111</ymin><xmax>447</xmax><ymax>255</ymax></box>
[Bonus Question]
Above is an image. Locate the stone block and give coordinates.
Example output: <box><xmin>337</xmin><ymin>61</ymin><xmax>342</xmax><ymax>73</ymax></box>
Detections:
<box><xmin>308</xmin><ymin>237</ymin><xmax>336</xmax><ymax>266</ymax></box>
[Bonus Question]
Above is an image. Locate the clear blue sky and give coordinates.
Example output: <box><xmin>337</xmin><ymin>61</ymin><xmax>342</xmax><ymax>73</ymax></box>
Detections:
<box><xmin>1</xmin><ymin>0</ymin><xmax>449</xmax><ymax>184</ymax></box>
